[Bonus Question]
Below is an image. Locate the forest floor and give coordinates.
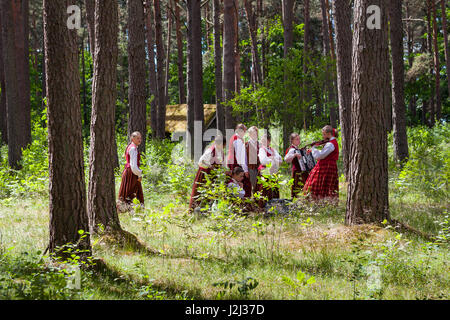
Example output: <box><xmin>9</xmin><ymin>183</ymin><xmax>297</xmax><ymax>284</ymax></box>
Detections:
<box><xmin>0</xmin><ymin>177</ymin><xmax>448</xmax><ymax>300</ymax></box>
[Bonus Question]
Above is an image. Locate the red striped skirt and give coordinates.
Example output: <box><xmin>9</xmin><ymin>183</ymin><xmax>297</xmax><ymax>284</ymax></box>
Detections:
<box><xmin>118</xmin><ymin>167</ymin><xmax>144</xmax><ymax>204</ymax></box>
<box><xmin>303</xmin><ymin>161</ymin><xmax>338</xmax><ymax>199</ymax></box>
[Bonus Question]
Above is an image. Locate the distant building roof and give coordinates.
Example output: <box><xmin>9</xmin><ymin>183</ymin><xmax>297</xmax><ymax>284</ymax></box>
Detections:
<box><xmin>164</xmin><ymin>104</ymin><xmax>217</xmax><ymax>133</ymax></box>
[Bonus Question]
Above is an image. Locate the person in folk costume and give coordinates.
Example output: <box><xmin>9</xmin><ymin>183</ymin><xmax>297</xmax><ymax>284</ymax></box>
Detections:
<box><xmin>245</xmin><ymin>126</ymin><xmax>261</xmax><ymax>196</ymax></box>
<box><xmin>189</xmin><ymin>135</ymin><xmax>226</xmax><ymax>212</ymax></box>
<box><xmin>303</xmin><ymin>125</ymin><xmax>339</xmax><ymax>201</ymax></box>
<box><xmin>285</xmin><ymin>133</ymin><xmax>310</xmax><ymax>199</ymax></box>
<box><xmin>118</xmin><ymin>131</ymin><xmax>145</xmax><ymax>210</ymax></box>
<box><xmin>227</xmin><ymin>123</ymin><xmax>252</xmax><ymax>198</ymax></box>
<box><xmin>227</xmin><ymin>166</ymin><xmax>246</xmax><ymax>200</ymax></box>
<box><xmin>257</xmin><ymin>133</ymin><xmax>283</xmax><ymax>208</ymax></box>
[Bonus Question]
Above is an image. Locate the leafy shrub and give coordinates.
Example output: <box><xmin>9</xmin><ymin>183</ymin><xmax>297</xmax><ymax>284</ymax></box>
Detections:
<box><xmin>392</xmin><ymin>123</ymin><xmax>449</xmax><ymax>201</ymax></box>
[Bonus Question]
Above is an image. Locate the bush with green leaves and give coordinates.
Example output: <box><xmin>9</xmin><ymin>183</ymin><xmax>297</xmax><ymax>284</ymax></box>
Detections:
<box><xmin>392</xmin><ymin>123</ymin><xmax>449</xmax><ymax>201</ymax></box>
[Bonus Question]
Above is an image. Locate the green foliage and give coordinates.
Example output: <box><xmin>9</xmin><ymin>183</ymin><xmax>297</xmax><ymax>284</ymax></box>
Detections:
<box><xmin>281</xmin><ymin>270</ymin><xmax>316</xmax><ymax>299</ymax></box>
<box><xmin>391</xmin><ymin>123</ymin><xmax>450</xmax><ymax>201</ymax></box>
<box><xmin>213</xmin><ymin>276</ymin><xmax>259</xmax><ymax>299</ymax></box>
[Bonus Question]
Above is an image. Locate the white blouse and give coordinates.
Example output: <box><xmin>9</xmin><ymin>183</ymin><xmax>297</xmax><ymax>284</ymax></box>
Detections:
<box><xmin>198</xmin><ymin>147</ymin><xmax>223</xmax><ymax>169</ymax></box>
<box><xmin>129</xmin><ymin>146</ymin><xmax>143</xmax><ymax>178</ymax></box>
<box><xmin>311</xmin><ymin>137</ymin><xmax>336</xmax><ymax>160</ymax></box>
<box><xmin>231</xmin><ymin>136</ymin><xmax>248</xmax><ymax>173</ymax></box>
<box><xmin>259</xmin><ymin>147</ymin><xmax>282</xmax><ymax>174</ymax></box>
<box><xmin>284</xmin><ymin>146</ymin><xmax>299</xmax><ymax>163</ymax></box>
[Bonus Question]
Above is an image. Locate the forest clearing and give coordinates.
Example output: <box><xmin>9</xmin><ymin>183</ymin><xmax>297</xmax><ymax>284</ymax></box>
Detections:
<box><xmin>0</xmin><ymin>0</ymin><xmax>449</xmax><ymax>302</ymax></box>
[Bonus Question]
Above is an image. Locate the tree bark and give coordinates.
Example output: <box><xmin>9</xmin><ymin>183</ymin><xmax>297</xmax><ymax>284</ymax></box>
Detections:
<box><xmin>333</xmin><ymin>0</ymin><xmax>352</xmax><ymax>180</ymax></box>
<box><xmin>128</xmin><ymin>0</ymin><xmax>147</xmax><ymax>151</ymax></box>
<box><xmin>88</xmin><ymin>0</ymin><xmax>120</xmax><ymax>233</ymax></box>
<box><xmin>406</xmin><ymin>1</ymin><xmax>416</xmax><ymax>123</ymax></box>
<box><xmin>191</xmin><ymin>0</ymin><xmax>203</xmax><ymax>148</ymax></box>
<box><xmin>346</xmin><ymin>0</ymin><xmax>390</xmax><ymax>225</ymax></box>
<box><xmin>0</xmin><ymin>12</ymin><xmax>6</xmax><ymax>145</ymax></box>
<box><xmin>0</xmin><ymin>0</ymin><xmax>31</xmax><ymax>169</ymax></box>
<box><xmin>85</xmin><ymin>0</ymin><xmax>96</xmax><ymax>54</ymax></box>
<box><xmin>145</xmin><ymin>1</ymin><xmax>159</xmax><ymax>137</ymax></box>
<box><xmin>175</xmin><ymin>0</ymin><xmax>186</xmax><ymax>104</ymax></box>
<box><xmin>426</xmin><ymin>3</ymin><xmax>435</xmax><ymax>127</ymax></box>
<box><xmin>389</xmin><ymin>0</ymin><xmax>409</xmax><ymax>163</ymax></box>
<box><xmin>223</xmin><ymin>0</ymin><xmax>236</xmax><ymax>130</ymax></box>
<box><xmin>154</xmin><ymin>0</ymin><xmax>166</xmax><ymax>139</ymax></box>
<box><xmin>164</xmin><ymin>1</ymin><xmax>173</xmax><ymax>105</ymax></box>
<box><xmin>282</xmin><ymin>0</ymin><xmax>295</xmax><ymax>152</ymax></box>
<box><xmin>214</xmin><ymin>0</ymin><xmax>225</xmax><ymax>134</ymax></box>
<box><xmin>80</xmin><ymin>27</ymin><xmax>89</xmax><ymax>137</ymax></box>
<box><xmin>243</xmin><ymin>0</ymin><xmax>262</xmax><ymax>87</ymax></box>
<box><xmin>431</xmin><ymin>0</ymin><xmax>441</xmax><ymax>121</ymax></box>
<box><xmin>321</xmin><ymin>0</ymin><xmax>337</xmax><ymax>128</ymax></box>
<box><xmin>441</xmin><ymin>0</ymin><xmax>450</xmax><ymax>95</ymax></box>
<box><xmin>187</xmin><ymin>0</ymin><xmax>194</xmax><ymax>158</ymax></box>
<box><xmin>43</xmin><ymin>0</ymin><xmax>91</xmax><ymax>256</ymax></box>
<box><xmin>234</xmin><ymin>0</ymin><xmax>241</xmax><ymax>96</ymax></box>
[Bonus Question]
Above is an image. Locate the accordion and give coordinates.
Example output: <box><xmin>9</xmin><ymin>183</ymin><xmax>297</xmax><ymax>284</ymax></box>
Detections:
<box><xmin>294</xmin><ymin>148</ymin><xmax>316</xmax><ymax>172</ymax></box>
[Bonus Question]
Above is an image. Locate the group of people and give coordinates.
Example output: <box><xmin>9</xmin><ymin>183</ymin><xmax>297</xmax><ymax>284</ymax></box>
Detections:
<box><xmin>116</xmin><ymin>124</ymin><xmax>340</xmax><ymax>213</ymax></box>
<box><xmin>189</xmin><ymin>124</ymin><xmax>340</xmax><ymax>212</ymax></box>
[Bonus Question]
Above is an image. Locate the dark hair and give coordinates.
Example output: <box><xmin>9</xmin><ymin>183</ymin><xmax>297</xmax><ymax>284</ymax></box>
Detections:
<box><xmin>232</xmin><ymin>166</ymin><xmax>245</xmax><ymax>176</ymax></box>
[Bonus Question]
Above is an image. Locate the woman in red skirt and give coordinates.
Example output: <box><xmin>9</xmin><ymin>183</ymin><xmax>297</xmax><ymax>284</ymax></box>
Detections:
<box><xmin>285</xmin><ymin>133</ymin><xmax>310</xmax><ymax>199</ymax></box>
<box><xmin>257</xmin><ymin>133</ymin><xmax>283</xmax><ymax>207</ymax></box>
<box><xmin>189</xmin><ymin>135</ymin><xmax>226</xmax><ymax>212</ymax></box>
<box><xmin>118</xmin><ymin>131</ymin><xmax>145</xmax><ymax>209</ymax></box>
<box><xmin>303</xmin><ymin>125</ymin><xmax>339</xmax><ymax>201</ymax></box>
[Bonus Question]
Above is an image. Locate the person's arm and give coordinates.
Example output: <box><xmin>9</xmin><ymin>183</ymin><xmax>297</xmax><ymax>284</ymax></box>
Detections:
<box><xmin>259</xmin><ymin>148</ymin><xmax>272</xmax><ymax>166</ymax></box>
<box><xmin>198</xmin><ymin>148</ymin><xmax>213</xmax><ymax>168</ymax></box>
<box><xmin>234</xmin><ymin>139</ymin><xmax>248</xmax><ymax>172</ymax></box>
<box><xmin>311</xmin><ymin>142</ymin><xmax>335</xmax><ymax>160</ymax></box>
<box><xmin>284</xmin><ymin>147</ymin><xmax>296</xmax><ymax>163</ymax></box>
<box><xmin>274</xmin><ymin>149</ymin><xmax>283</xmax><ymax>165</ymax></box>
<box><xmin>129</xmin><ymin>147</ymin><xmax>143</xmax><ymax>178</ymax></box>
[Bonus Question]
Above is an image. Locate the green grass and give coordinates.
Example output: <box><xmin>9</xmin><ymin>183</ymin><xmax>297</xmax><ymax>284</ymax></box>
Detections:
<box><xmin>0</xmin><ymin>176</ymin><xmax>448</xmax><ymax>300</ymax></box>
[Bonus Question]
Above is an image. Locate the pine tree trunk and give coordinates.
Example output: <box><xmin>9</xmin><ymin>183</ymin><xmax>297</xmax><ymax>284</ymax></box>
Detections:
<box><xmin>431</xmin><ymin>0</ymin><xmax>441</xmax><ymax>121</ymax></box>
<box><xmin>282</xmin><ymin>0</ymin><xmax>294</xmax><ymax>152</ymax></box>
<box><xmin>85</xmin><ymin>0</ymin><xmax>96</xmax><ymax>54</ymax></box>
<box><xmin>191</xmin><ymin>0</ymin><xmax>203</xmax><ymax>156</ymax></box>
<box><xmin>441</xmin><ymin>0</ymin><xmax>450</xmax><ymax>95</ymax></box>
<box><xmin>0</xmin><ymin>0</ymin><xmax>31</xmax><ymax>169</ymax></box>
<box><xmin>214</xmin><ymin>0</ymin><xmax>225</xmax><ymax>134</ymax></box>
<box><xmin>44</xmin><ymin>0</ymin><xmax>91</xmax><ymax>256</ymax></box>
<box><xmin>321</xmin><ymin>0</ymin><xmax>337</xmax><ymax>128</ymax></box>
<box><xmin>406</xmin><ymin>1</ymin><xmax>416</xmax><ymax>123</ymax></box>
<box><xmin>389</xmin><ymin>0</ymin><xmax>409</xmax><ymax>163</ymax></box>
<box><xmin>128</xmin><ymin>0</ymin><xmax>147</xmax><ymax>151</ymax></box>
<box><xmin>88</xmin><ymin>0</ymin><xmax>120</xmax><ymax>233</ymax></box>
<box><xmin>345</xmin><ymin>0</ymin><xmax>390</xmax><ymax>225</ymax></box>
<box><xmin>0</xmin><ymin>13</ymin><xmax>7</xmax><ymax>145</ymax></box>
<box><xmin>234</xmin><ymin>0</ymin><xmax>241</xmax><ymax>97</ymax></box>
<box><xmin>154</xmin><ymin>0</ymin><xmax>166</xmax><ymax>139</ymax></box>
<box><xmin>223</xmin><ymin>0</ymin><xmax>236</xmax><ymax>130</ymax></box>
<box><xmin>187</xmin><ymin>0</ymin><xmax>194</xmax><ymax>158</ymax></box>
<box><xmin>175</xmin><ymin>0</ymin><xmax>186</xmax><ymax>104</ymax></box>
<box><xmin>243</xmin><ymin>0</ymin><xmax>262</xmax><ymax>86</ymax></box>
<box><xmin>145</xmin><ymin>1</ymin><xmax>159</xmax><ymax>137</ymax></box>
<box><xmin>164</xmin><ymin>2</ymin><xmax>172</xmax><ymax>105</ymax></box>
<box><xmin>426</xmin><ymin>3</ymin><xmax>435</xmax><ymax>127</ymax></box>
<box><xmin>80</xmin><ymin>29</ymin><xmax>89</xmax><ymax>137</ymax></box>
